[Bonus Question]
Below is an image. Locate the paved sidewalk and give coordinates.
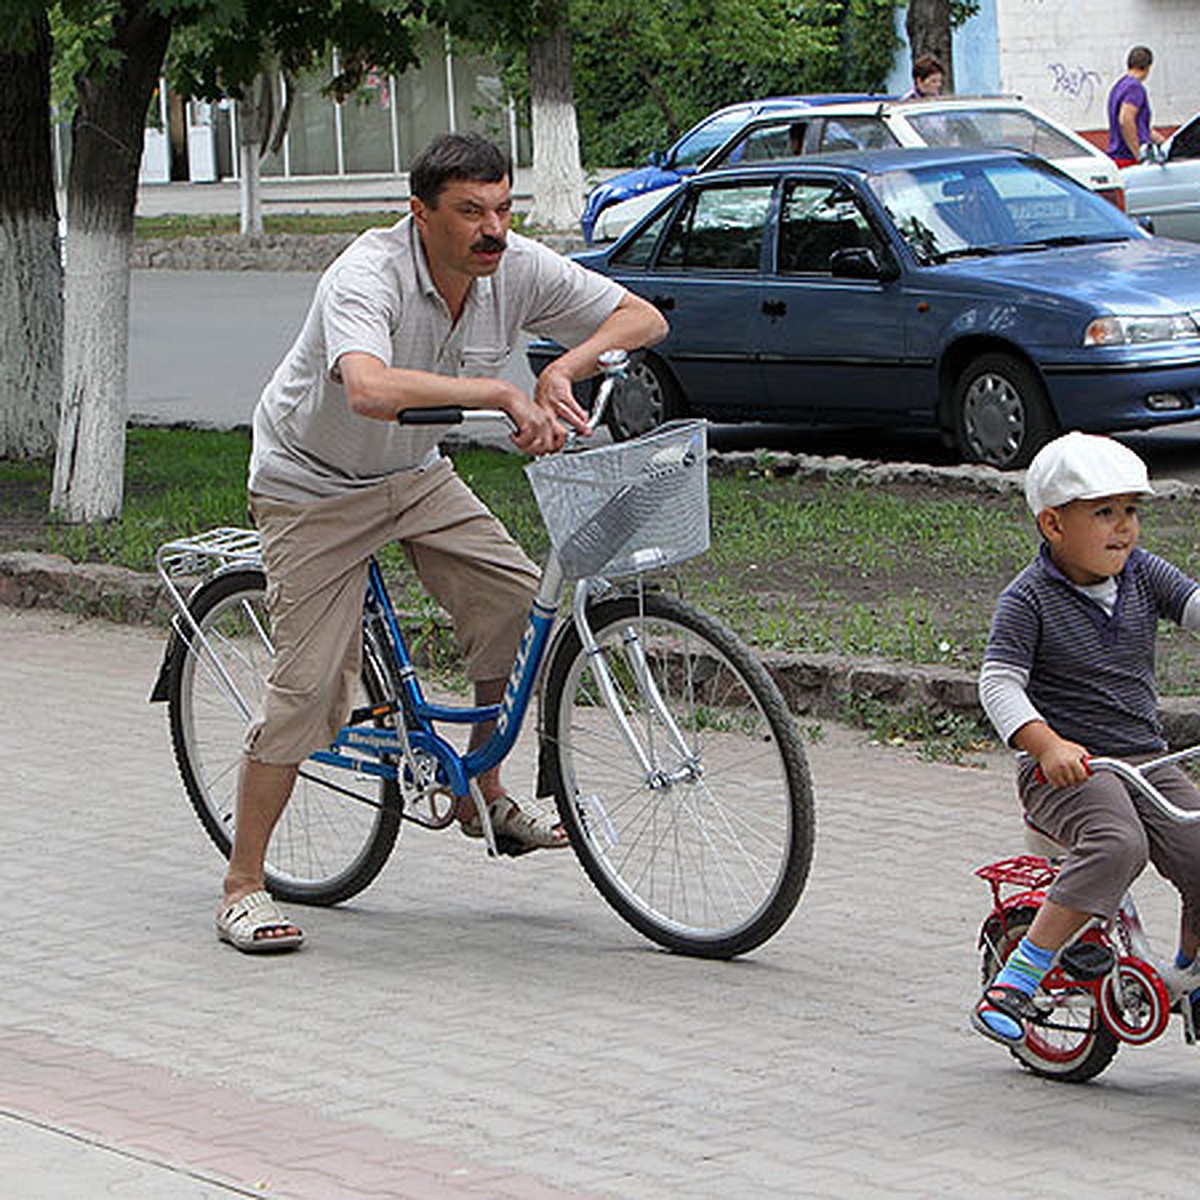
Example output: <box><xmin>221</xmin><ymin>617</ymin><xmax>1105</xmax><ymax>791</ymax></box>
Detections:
<box><xmin>3</xmin><ymin>605</ymin><xmax>1198</xmax><ymax>1199</ymax></box>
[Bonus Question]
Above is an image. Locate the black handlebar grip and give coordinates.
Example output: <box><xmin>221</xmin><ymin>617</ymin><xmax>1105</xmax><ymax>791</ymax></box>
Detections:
<box><xmin>397</xmin><ymin>408</ymin><xmax>465</xmax><ymax>425</ymax></box>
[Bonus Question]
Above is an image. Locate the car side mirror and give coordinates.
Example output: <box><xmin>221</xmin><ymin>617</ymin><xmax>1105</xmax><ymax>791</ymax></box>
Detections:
<box><xmin>830</xmin><ymin>246</ymin><xmax>898</xmax><ymax>281</ymax></box>
<box><xmin>648</xmin><ymin>149</ymin><xmax>667</xmax><ymax>167</ymax></box>
<box><xmin>1139</xmin><ymin>141</ymin><xmax>1167</xmax><ymax>165</ymax></box>
<box><xmin>1133</xmin><ymin>213</ymin><xmax>1156</xmax><ymax>235</ymax></box>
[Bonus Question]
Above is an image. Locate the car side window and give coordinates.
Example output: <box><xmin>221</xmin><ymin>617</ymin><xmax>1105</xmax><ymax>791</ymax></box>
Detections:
<box><xmin>815</xmin><ymin>117</ymin><xmax>899</xmax><ymax>153</ymax></box>
<box><xmin>657</xmin><ymin>184</ymin><xmax>774</xmax><ymax>272</ymax></box>
<box><xmin>707</xmin><ymin>121</ymin><xmax>808</xmax><ymax>170</ymax></box>
<box><xmin>1171</xmin><ymin>116</ymin><xmax>1200</xmax><ymax>160</ymax></box>
<box><xmin>777</xmin><ymin>180</ymin><xmax>883</xmax><ymax>274</ymax></box>
<box><xmin>610</xmin><ymin>208</ymin><xmax>674</xmax><ymax>270</ymax></box>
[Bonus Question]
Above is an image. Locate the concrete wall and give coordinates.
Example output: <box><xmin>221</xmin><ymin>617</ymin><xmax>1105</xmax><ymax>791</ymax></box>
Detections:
<box><xmin>994</xmin><ymin>0</ymin><xmax>1200</xmax><ymax>135</ymax></box>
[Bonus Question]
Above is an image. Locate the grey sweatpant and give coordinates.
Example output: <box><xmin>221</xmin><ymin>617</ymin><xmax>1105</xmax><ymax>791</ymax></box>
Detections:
<box><xmin>1019</xmin><ymin>755</ymin><xmax>1200</xmax><ymax>934</ymax></box>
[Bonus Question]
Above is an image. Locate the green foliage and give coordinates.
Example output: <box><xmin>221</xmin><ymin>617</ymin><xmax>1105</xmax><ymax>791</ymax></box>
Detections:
<box><xmin>166</xmin><ymin>1</ymin><xmax>428</xmax><ymax>102</ymax></box>
<box><xmin>836</xmin><ymin>693</ymin><xmax>995</xmax><ymax>764</ymax></box>
<box><xmin>568</xmin><ymin>0</ymin><xmax>900</xmax><ymax>166</ymax></box>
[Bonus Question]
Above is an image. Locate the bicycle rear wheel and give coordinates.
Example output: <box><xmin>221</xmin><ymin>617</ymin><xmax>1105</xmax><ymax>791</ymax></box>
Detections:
<box><xmin>981</xmin><ymin>907</ymin><xmax>1119</xmax><ymax>1082</ymax></box>
<box><xmin>165</xmin><ymin>568</ymin><xmax>401</xmax><ymax>906</ymax></box>
<box><xmin>542</xmin><ymin>592</ymin><xmax>813</xmax><ymax>958</ymax></box>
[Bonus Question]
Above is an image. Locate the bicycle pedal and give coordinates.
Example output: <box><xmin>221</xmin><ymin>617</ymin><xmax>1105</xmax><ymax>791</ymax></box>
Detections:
<box><xmin>1059</xmin><ymin>942</ymin><xmax>1116</xmax><ymax>981</ymax></box>
<box><xmin>490</xmin><ymin>834</ymin><xmax>540</xmax><ymax>859</ymax></box>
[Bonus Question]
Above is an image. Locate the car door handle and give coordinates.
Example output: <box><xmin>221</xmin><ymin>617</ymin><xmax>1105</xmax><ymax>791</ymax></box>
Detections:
<box><xmin>761</xmin><ymin>300</ymin><xmax>787</xmax><ymax>317</ymax></box>
<box><xmin>651</xmin><ymin>294</ymin><xmax>676</xmax><ymax>312</ymax></box>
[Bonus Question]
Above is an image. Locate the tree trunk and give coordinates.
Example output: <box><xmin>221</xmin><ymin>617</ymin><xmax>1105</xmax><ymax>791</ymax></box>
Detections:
<box><xmin>51</xmin><ymin>1</ymin><xmax>171</xmax><ymax>522</ymax></box>
<box><xmin>0</xmin><ymin>10</ymin><xmax>61</xmax><ymax>459</ymax></box>
<box><xmin>239</xmin><ymin>135</ymin><xmax>264</xmax><ymax>236</ymax></box>
<box><xmin>237</xmin><ymin>74</ymin><xmax>275</xmax><ymax>236</ymax></box>
<box><xmin>905</xmin><ymin>0</ymin><xmax>954</xmax><ymax>91</ymax></box>
<box><xmin>527</xmin><ymin>27</ymin><xmax>583</xmax><ymax>231</ymax></box>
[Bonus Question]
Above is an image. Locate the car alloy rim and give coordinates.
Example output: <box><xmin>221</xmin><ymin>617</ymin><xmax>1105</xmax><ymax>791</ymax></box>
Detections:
<box><xmin>963</xmin><ymin>371</ymin><xmax>1025</xmax><ymax>467</ymax></box>
<box><xmin>614</xmin><ymin>362</ymin><xmax>665</xmax><ymax>438</ymax></box>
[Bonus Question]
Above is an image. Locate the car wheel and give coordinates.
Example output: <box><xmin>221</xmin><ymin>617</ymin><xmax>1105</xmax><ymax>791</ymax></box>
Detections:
<box><xmin>953</xmin><ymin>352</ymin><xmax>1056</xmax><ymax>469</ymax></box>
<box><xmin>605</xmin><ymin>355</ymin><xmax>682</xmax><ymax>442</ymax></box>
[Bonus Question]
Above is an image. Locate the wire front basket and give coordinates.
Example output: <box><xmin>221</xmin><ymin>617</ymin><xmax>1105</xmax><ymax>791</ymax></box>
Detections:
<box><xmin>525</xmin><ymin>419</ymin><xmax>710</xmax><ymax>579</ymax></box>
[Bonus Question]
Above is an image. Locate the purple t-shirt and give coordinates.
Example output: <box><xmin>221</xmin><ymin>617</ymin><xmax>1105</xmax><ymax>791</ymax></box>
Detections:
<box><xmin>1107</xmin><ymin>74</ymin><xmax>1151</xmax><ymax>160</ymax></box>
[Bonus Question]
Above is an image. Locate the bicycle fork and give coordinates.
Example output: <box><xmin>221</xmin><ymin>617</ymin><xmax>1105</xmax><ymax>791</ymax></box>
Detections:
<box><xmin>572</xmin><ymin>580</ymin><xmax>702</xmax><ymax>788</ymax></box>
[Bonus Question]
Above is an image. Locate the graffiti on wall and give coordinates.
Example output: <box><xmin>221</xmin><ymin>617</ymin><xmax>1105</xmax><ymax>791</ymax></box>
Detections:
<box><xmin>1047</xmin><ymin>62</ymin><xmax>1103</xmax><ymax>109</ymax></box>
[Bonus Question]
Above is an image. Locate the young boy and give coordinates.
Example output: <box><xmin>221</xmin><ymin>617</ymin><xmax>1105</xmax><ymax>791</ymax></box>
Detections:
<box><xmin>973</xmin><ymin>431</ymin><xmax>1200</xmax><ymax>1046</ymax></box>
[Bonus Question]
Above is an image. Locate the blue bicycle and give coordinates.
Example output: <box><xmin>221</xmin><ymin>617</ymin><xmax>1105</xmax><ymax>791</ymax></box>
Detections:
<box><xmin>152</xmin><ymin>355</ymin><xmax>814</xmax><ymax>957</ymax></box>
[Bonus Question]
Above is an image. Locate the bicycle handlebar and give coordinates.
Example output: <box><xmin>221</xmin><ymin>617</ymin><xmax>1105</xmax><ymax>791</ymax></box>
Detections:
<box><xmin>397</xmin><ymin>407</ymin><xmax>518</xmax><ymax>431</ymax></box>
<box><xmin>394</xmin><ymin>348</ymin><xmax>631</xmax><ymax>440</ymax></box>
<box><xmin>1050</xmin><ymin>749</ymin><xmax>1200</xmax><ymax>823</ymax></box>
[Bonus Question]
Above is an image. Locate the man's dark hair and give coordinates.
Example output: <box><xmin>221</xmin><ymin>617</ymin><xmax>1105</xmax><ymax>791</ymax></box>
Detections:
<box><xmin>912</xmin><ymin>53</ymin><xmax>944</xmax><ymax>82</ymax></box>
<box><xmin>409</xmin><ymin>133</ymin><xmax>512</xmax><ymax>206</ymax></box>
<box><xmin>1127</xmin><ymin>45</ymin><xmax>1153</xmax><ymax>71</ymax></box>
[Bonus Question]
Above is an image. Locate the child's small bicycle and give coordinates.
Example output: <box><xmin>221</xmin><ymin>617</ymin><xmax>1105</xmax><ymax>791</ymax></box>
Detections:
<box><xmin>975</xmin><ymin>748</ymin><xmax>1200</xmax><ymax>1081</ymax></box>
<box><xmin>150</xmin><ymin>353</ymin><xmax>815</xmax><ymax>958</ymax></box>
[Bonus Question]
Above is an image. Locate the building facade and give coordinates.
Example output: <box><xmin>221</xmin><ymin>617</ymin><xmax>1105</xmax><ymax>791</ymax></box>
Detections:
<box><xmin>135</xmin><ymin>31</ymin><xmax>529</xmax><ymax>185</ymax></box>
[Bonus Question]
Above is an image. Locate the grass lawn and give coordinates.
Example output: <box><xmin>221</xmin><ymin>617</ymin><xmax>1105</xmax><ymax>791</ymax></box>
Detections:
<box><xmin>6</xmin><ymin>424</ymin><xmax>1200</xmax><ymax>693</ymax></box>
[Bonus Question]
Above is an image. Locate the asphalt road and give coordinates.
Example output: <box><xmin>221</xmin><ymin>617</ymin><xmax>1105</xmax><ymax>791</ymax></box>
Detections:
<box><xmin>129</xmin><ymin>269</ymin><xmax>1200</xmax><ymax>483</ymax></box>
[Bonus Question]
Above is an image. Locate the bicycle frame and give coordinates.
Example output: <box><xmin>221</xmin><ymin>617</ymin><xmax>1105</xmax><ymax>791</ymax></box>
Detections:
<box><xmin>312</xmin><ymin>556</ymin><xmax>565</xmax><ymax>798</ymax></box>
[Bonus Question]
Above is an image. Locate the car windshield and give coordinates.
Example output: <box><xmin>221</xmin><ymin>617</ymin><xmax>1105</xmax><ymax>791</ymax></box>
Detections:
<box><xmin>672</xmin><ymin>107</ymin><xmax>755</xmax><ymax>169</ymax></box>
<box><xmin>905</xmin><ymin>108</ymin><xmax>1086</xmax><ymax>161</ymax></box>
<box><xmin>869</xmin><ymin>158</ymin><xmax>1137</xmax><ymax>265</ymax></box>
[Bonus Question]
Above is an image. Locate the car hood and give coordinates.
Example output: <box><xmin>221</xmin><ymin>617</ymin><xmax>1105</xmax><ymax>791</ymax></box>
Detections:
<box><xmin>591</xmin><ymin>164</ymin><xmax>681</xmax><ymax>205</ymax></box>
<box><xmin>933</xmin><ymin>236</ymin><xmax>1200</xmax><ymax>312</ymax></box>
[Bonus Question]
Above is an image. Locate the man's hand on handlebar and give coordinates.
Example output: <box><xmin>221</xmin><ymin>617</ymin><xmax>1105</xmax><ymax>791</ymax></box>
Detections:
<box><xmin>497</xmin><ymin>380</ymin><xmax>570</xmax><ymax>456</ymax></box>
<box><xmin>533</xmin><ymin>364</ymin><xmax>592</xmax><ymax>439</ymax></box>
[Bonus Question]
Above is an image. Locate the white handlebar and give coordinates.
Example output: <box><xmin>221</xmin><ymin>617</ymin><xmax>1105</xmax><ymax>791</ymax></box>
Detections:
<box><xmin>1088</xmin><ymin>747</ymin><xmax>1200</xmax><ymax>822</ymax></box>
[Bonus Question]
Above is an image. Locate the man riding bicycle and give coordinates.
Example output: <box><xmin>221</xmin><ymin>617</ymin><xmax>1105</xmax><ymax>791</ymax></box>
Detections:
<box><xmin>217</xmin><ymin>132</ymin><xmax>667</xmax><ymax>953</ymax></box>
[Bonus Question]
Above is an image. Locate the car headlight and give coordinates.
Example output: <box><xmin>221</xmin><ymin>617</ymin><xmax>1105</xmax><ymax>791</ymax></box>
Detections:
<box><xmin>1084</xmin><ymin>313</ymin><xmax>1200</xmax><ymax>346</ymax></box>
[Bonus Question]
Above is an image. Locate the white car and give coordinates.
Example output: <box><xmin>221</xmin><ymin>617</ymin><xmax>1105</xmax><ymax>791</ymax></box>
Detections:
<box><xmin>592</xmin><ymin>95</ymin><xmax>1124</xmax><ymax>242</ymax></box>
<box><xmin>1120</xmin><ymin>111</ymin><xmax>1200</xmax><ymax>242</ymax></box>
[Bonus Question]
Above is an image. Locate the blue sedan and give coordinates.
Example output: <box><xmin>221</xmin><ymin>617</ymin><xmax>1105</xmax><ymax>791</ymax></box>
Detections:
<box><xmin>534</xmin><ymin>147</ymin><xmax>1200</xmax><ymax>468</ymax></box>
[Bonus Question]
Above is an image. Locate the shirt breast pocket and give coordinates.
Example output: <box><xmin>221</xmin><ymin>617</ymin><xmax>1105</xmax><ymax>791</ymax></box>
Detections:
<box><xmin>458</xmin><ymin>346</ymin><xmax>512</xmax><ymax>378</ymax></box>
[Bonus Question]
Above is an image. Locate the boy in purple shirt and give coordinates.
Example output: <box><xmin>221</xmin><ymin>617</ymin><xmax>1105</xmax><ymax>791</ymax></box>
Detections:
<box><xmin>973</xmin><ymin>432</ymin><xmax>1200</xmax><ymax>1047</ymax></box>
<box><xmin>1107</xmin><ymin>45</ymin><xmax>1164</xmax><ymax>165</ymax></box>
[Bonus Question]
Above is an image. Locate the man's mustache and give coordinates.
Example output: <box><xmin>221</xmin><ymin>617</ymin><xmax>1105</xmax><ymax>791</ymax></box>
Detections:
<box><xmin>471</xmin><ymin>235</ymin><xmax>507</xmax><ymax>254</ymax></box>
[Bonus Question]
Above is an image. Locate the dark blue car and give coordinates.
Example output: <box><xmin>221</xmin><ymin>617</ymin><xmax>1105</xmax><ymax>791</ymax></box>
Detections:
<box><xmin>579</xmin><ymin>94</ymin><xmax>881</xmax><ymax>244</ymax></box>
<box><xmin>537</xmin><ymin>147</ymin><xmax>1200</xmax><ymax>468</ymax></box>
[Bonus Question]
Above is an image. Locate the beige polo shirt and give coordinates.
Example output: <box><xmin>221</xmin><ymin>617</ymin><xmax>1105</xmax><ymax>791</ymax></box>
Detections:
<box><xmin>249</xmin><ymin>217</ymin><xmax>625</xmax><ymax>501</ymax></box>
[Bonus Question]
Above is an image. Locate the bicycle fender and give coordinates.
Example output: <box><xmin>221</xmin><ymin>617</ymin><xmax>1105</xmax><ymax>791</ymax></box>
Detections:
<box><xmin>149</xmin><ymin>631</ymin><xmax>179</xmax><ymax>702</ymax></box>
<box><xmin>977</xmin><ymin>892</ymin><xmax>1046</xmax><ymax>950</ymax></box>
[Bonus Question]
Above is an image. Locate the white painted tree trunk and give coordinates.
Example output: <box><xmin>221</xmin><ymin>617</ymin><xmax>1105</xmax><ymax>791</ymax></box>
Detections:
<box><xmin>48</xmin><ymin>0</ymin><xmax>170</xmax><ymax>522</ymax></box>
<box><xmin>0</xmin><ymin>209</ymin><xmax>61</xmax><ymax>459</ymax></box>
<box><xmin>50</xmin><ymin>227</ymin><xmax>132</xmax><ymax>521</ymax></box>
<box><xmin>527</xmin><ymin>29</ymin><xmax>584</xmax><ymax>231</ymax></box>
<box><xmin>239</xmin><ymin>135</ymin><xmax>264</xmax><ymax>236</ymax></box>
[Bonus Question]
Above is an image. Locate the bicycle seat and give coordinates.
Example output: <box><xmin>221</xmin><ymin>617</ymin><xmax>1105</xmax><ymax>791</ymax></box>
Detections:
<box><xmin>1023</xmin><ymin>820</ymin><xmax>1066</xmax><ymax>860</ymax></box>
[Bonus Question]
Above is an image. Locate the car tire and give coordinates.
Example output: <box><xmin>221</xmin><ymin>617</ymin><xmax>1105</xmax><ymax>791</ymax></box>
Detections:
<box><xmin>605</xmin><ymin>354</ymin><xmax>683</xmax><ymax>442</ymax></box>
<box><xmin>953</xmin><ymin>351</ymin><xmax>1056</xmax><ymax>469</ymax></box>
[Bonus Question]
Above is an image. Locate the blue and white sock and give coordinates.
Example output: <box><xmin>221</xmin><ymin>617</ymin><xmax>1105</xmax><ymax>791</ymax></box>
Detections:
<box><xmin>979</xmin><ymin>937</ymin><xmax>1056</xmax><ymax>1041</ymax></box>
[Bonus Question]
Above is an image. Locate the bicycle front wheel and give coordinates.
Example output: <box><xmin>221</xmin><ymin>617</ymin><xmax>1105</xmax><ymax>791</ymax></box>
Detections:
<box><xmin>166</xmin><ymin>568</ymin><xmax>402</xmax><ymax>906</ymax></box>
<box><xmin>542</xmin><ymin>592</ymin><xmax>814</xmax><ymax>957</ymax></box>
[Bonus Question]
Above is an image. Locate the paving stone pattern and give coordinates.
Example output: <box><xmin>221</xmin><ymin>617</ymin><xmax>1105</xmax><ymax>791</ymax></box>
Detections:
<box><xmin>3</xmin><ymin>605</ymin><xmax>1199</xmax><ymax>1198</ymax></box>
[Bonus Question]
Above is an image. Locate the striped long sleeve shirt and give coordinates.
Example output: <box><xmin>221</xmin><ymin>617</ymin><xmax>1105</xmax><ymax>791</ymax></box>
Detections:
<box><xmin>980</xmin><ymin>544</ymin><xmax>1200</xmax><ymax>756</ymax></box>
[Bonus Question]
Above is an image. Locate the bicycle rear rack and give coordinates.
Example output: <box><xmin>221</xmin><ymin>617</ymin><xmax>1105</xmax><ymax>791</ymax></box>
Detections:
<box><xmin>155</xmin><ymin>526</ymin><xmax>262</xmax><ymax>620</ymax></box>
<box><xmin>152</xmin><ymin>527</ymin><xmax>266</xmax><ymax>717</ymax></box>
